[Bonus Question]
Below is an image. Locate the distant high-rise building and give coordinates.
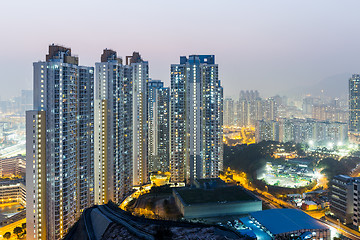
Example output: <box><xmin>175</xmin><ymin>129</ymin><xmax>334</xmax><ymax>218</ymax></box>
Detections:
<box><xmin>263</xmin><ymin>98</ymin><xmax>276</xmax><ymax>121</ymax></box>
<box><xmin>148</xmin><ymin>80</ymin><xmax>170</xmax><ymax>172</ymax></box>
<box><xmin>127</xmin><ymin>52</ymin><xmax>149</xmax><ymax>186</ymax></box>
<box><xmin>312</xmin><ymin>104</ymin><xmax>348</xmax><ymax>123</ymax></box>
<box><xmin>236</xmin><ymin>99</ymin><xmax>248</xmax><ymax>127</ymax></box>
<box><xmin>255</xmin><ymin>120</ymin><xmax>279</xmax><ymax>142</ymax></box>
<box><xmin>26</xmin><ymin>45</ymin><xmax>94</xmax><ymax>240</ymax></box>
<box><xmin>237</xmin><ymin>91</ymin><xmax>276</xmax><ymax>127</ymax></box>
<box><xmin>349</xmin><ymin>74</ymin><xmax>360</xmax><ymax>133</ymax></box>
<box><xmin>94</xmin><ymin>49</ymin><xmax>133</xmax><ymax>205</ymax></box>
<box><xmin>224</xmin><ymin>98</ymin><xmax>234</xmax><ymax>127</ymax></box>
<box><xmin>21</xmin><ymin>90</ymin><xmax>33</xmax><ymax>115</ymax></box>
<box><xmin>277</xmin><ymin>118</ymin><xmax>348</xmax><ymax>144</ymax></box>
<box><xmin>170</xmin><ymin>55</ymin><xmax>223</xmax><ymax>183</ymax></box>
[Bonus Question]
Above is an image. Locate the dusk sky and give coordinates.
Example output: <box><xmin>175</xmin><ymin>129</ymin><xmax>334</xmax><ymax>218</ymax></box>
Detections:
<box><xmin>1</xmin><ymin>0</ymin><xmax>360</xmax><ymax>99</ymax></box>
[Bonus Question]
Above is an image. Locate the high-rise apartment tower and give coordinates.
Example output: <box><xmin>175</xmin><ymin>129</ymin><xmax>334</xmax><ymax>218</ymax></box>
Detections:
<box><xmin>94</xmin><ymin>49</ymin><xmax>133</xmax><ymax>205</ymax></box>
<box><xmin>26</xmin><ymin>45</ymin><xmax>94</xmax><ymax>240</ymax></box>
<box><xmin>170</xmin><ymin>55</ymin><xmax>223</xmax><ymax>183</ymax></box>
<box><xmin>147</xmin><ymin>80</ymin><xmax>170</xmax><ymax>173</ymax></box>
<box><xmin>349</xmin><ymin>74</ymin><xmax>360</xmax><ymax>133</ymax></box>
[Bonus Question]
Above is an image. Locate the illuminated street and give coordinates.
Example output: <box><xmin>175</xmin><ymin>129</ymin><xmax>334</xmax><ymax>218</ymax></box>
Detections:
<box><xmin>223</xmin><ymin>126</ymin><xmax>255</xmax><ymax>146</ymax></box>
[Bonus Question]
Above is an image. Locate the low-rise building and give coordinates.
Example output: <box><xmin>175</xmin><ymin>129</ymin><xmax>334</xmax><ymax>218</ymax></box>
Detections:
<box><xmin>0</xmin><ymin>179</ymin><xmax>26</xmax><ymax>205</ymax></box>
<box><xmin>0</xmin><ymin>155</ymin><xmax>26</xmax><ymax>178</ymax></box>
<box><xmin>249</xmin><ymin>209</ymin><xmax>330</xmax><ymax>239</ymax></box>
<box><xmin>352</xmin><ymin>179</ymin><xmax>360</xmax><ymax>228</ymax></box>
<box><xmin>329</xmin><ymin>175</ymin><xmax>358</xmax><ymax>224</ymax></box>
<box><xmin>173</xmin><ymin>179</ymin><xmax>262</xmax><ymax>219</ymax></box>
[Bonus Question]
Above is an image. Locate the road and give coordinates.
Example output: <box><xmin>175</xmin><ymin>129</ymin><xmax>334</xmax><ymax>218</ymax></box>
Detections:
<box><xmin>322</xmin><ymin>217</ymin><xmax>360</xmax><ymax>240</ymax></box>
<box><xmin>222</xmin><ymin>169</ymin><xmax>360</xmax><ymax>239</ymax></box>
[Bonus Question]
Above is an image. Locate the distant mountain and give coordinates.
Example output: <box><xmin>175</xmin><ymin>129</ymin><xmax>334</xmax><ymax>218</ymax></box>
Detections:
<box><xmin>281</xmin><ymin>73</ymin><xmax>350</xmax><ymax>98</ymax></box>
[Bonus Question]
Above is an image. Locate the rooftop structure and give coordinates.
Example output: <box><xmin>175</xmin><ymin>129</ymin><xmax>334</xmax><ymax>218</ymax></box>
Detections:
<box><xmin>249</xmin><ymin>209</ymin><xmax>330</xmax><ymax>239</ymax></box>
<box><xmin>173</xmin><ymin>181</ymin><xmax>261</xmax><ymax>219</ymax></box>
<box><xmin>175</xmin><ymin>186</ymin><xmax>256</xmax><ymax>205</ymax></box>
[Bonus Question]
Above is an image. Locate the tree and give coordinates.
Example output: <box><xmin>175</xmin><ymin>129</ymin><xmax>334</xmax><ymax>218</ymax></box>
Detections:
<box><xmin>3</xmin><ymin>232</ymin><xmax>11</xmax><ymax>239</ymax></box>
<box><xmin>13</xmin><ymin>226</ymin><xmax>23</xmax><ymax>238</ymax></box>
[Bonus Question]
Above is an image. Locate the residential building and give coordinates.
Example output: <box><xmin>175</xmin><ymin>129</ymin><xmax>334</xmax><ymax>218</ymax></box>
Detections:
<box><xmin>255</xmin><ymin>120</ymin><xmax>279</xmax><ymax>142</ymax></box>
<box><xmin>170</xmin><ymin>55</ymin><xmax>223</xmax><ymax>183</ymax></box>
<box><xmin>127</xmin><ymin>52</ymin><xmax>149</xmax><ymax>186</ymax></box>
<box><xmin>224</xmin><ymin>98</ymin><xmax>234</xmax><ymax>127</ymax></box>
<box><xmin>352</xmin><ymin>179</ymin><xmax>360</xmax><ymax>227</ymax></box>
<box><xmin>276</xmin><ymin>118</ymin><xmax>348</xmax><ymax>145</ymax></box>
<box><xmin>147</xmin><ymin>80</ymin><xmax>170</xmax><ymax>173</ymax></box>
<box><xmin>350</xmin><ymin>74</ymin><xmax>360</xmax><ymax>133</ymax></box>
<box><xmin>26</xmin><ymin>45</ymin><xmax>94</xmax><ymax>240</ymax></box>
<box><xmin>94</xmin><ymin>49</ymin><xmax>133</xmax><ymax>205</ymax></box>
<box><xmin>21</xmin><ymin>90</ymin><xmax>33</xmax><ymax>115</ymax></box>
<box><xmin>329</xmin><ymin>175</ymin><xmax>357</xmax><ymax>224</ymax></box>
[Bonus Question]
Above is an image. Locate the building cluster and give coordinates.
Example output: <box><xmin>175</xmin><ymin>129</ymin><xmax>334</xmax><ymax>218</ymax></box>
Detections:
<box><xmin>301</xmin><ymin>97</ymin><xmax>348</xmax><ymax>122</ymax></box>
<box><xmin>329</xmin><ymin>175</ymin><xmax>360</xmax><ymax>227</ymax></box>
<box><xmin>0</xmin><ymin>179</ymin><xmax>26</xmax><ymax>205</ymax></box>
<box><xmin>26</xmin><ymin>45</ymin><xmax>223</xmax><ymax>240</ymax></box>
<box><xmin>0</xmin><ymin>90</ymin><xmax>32</xmax><ymax>115</ymax></box>
<box><xmin>0</xmin><ymin>155</ymin><xmax>26</xmax><ymax>178</ymax></box>
<box><xmin>255</xmin><ymin>118</ymin><xmax>348</xmax><ymax>144</ymax></box>
<box><xmin>224</xmin><ymin>90</ymin><xmax>276</xmax><ymax>127</ymax></box>
<box><xmin>224</xmin><ymin>89</ymin><xmax>352</xmax><ymax>147</ymax></box>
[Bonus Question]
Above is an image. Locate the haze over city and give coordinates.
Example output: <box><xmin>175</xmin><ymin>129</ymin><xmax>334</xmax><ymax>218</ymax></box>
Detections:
<box><xmin>3</xmin><ymin>1</ymin><xmax>360</xmax><ymax>240</ymax></box>
<box><xmin>1</xmin><ymin>0</ymin><xmax>360</xmax><ymax>99</ymax></box>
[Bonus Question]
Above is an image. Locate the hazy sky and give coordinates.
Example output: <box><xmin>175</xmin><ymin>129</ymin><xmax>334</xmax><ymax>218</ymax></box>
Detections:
<box><xmin>1</xmin><ymin>0</ymin><xmax>360</xmax><ymax>100</ymax></box>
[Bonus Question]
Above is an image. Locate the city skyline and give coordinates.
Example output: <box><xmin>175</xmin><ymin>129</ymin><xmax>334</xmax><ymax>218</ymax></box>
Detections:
<box><xmin>2</xmin><ymin>0</ymin><xmax>360</xmax><ymax>99</ymax></box>
<box><xmin>2</xmin><ymin>1</ymin><xmax>360</xmax><ymax>239</ymax></box>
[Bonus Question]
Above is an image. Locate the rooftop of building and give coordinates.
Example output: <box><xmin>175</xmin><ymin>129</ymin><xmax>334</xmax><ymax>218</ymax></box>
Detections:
<box><xmin>332</xmin><ymin>175</ymin><xmax>360</xmax><ymax>184</ymax></box>
<box><xmin>179</xmin><ymin>55</ymin><xmax>215</xmax><ymax>65</ymax></box>
<box><xmin>100</xmin><ymin>49</ymin><xmax>122</xmax><ymax>63</ymax></box>
<box><xmin>46</xmin><ymin>44</ymin><xmax>79</xmax><ymax>65</ymax></box>
<box><xmin>174</xmin><ymin>185</ymin><xmax>259</xmax><ymax>206</ymax></box>
<box><xmin>250</xmin><ymin>209</ymin><xmax>328</xmax><ymax>235</ymax></box>
<box><xmin>0</xmin><ymin>179</ymin><xmax>25</xmax><ymax>186</ymax></box>
<box><xmin>194</xmin><ymin>178</ymin><xmax>228</xmax><ymax>189</ymax></box>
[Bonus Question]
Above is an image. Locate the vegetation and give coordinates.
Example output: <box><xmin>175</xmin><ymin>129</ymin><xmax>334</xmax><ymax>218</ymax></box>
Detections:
<box><xmin>318</xmin><ymin>157</ymin><xmax>359</xmax><ymax>181</ymax></box>
<box><xmin>225</xmin><ymin>140</ymin><xmax>360</xmax><ymax>187</ymax></box>
<box><xmin>149</xmin><ymin>185</ymin><xmax>172</xmax><ymax>194</ymax></box>
<box><xmin>3</xmin><ymin>232</ymin><xmax>11</xmax><ymax>239</ymax></box>
<box><xmin>223</xmin><ymin>141</ymin><xmax>298</xmax><ymax>180</ymax></box>
<box><xmin>13</xmin><ymin>226</ymin><xmax>23</xmax><ymax>238</ymax></box>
